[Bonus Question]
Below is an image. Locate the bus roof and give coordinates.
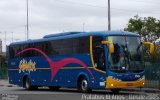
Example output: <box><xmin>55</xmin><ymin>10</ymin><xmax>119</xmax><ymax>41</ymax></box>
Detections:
<box><xmin>10</xmin><ymin>31</ymin><xmax>139</xmax><ymax>45</ymax></box>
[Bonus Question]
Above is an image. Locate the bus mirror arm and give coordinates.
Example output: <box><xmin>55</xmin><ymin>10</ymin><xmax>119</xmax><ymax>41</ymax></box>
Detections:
<box><xmin>142</xmin><ymin>42</ymin><xmax>154</xmax><ymax>55</ymax></box>
<box><xmin>101</xmin><ymin>41</ymin><xmax>114</xmax><ymax>54</ymax></box>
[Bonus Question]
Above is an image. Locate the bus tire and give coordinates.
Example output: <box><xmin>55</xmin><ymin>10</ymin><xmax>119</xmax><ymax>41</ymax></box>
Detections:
<box><xmin>24</xmin><ymin>77</ymin><xmax>38</xmax><ymax>90</ymax></box>
<box><xmin>79</xmin><ymin>77</ymin><xmax>92</xmax><ymax>93</ymax></box>
<box><xmin>111</xmin><ymin>89</ymin><xmax>121</xmax><ymax>94</ymax></box>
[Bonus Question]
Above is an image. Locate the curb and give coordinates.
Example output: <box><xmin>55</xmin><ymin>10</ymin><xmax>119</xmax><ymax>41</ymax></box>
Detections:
<box><xmin>0</xmin><ymin>80</ymin><xmax>14</xmax><ymax>87</ymax></box>
<box><xmin>122</xmin><ymin>88</ymin><xmax>160</xmax><ymax>93</ymax></box>
<box><xmin>0</xmin><ymin>84</ymin><xmax>13</xmax><ymax>87</ymax></box>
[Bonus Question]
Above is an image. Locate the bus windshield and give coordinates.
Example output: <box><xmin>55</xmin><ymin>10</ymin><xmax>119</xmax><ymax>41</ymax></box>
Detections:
<box><xmin>108</xmin><ymin>36</ymin><xmax>144</xmax><ymax>73</ymax></box>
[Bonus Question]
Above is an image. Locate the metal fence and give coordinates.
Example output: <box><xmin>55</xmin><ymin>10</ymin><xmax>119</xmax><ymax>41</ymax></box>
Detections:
<box><xmin>145</xmin><ymin>61</ymin><xmax>160</xmax><ymax>89</ymax></box>
<box><xmin>144</xmin><ymin>44</ymin><xmax>160</xmax><ymax>90</ymax></box>
<box><xmin>0</xmin><ymin>61</ymin><xmax>7</xmax><ymax>79</ymax></box>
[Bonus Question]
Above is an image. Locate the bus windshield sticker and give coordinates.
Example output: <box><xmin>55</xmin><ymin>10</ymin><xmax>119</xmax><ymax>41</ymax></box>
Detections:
<box><xmin>108</xmin><ymin>36</ymin><xmax>112</xmax><ymax>42</ymax></box>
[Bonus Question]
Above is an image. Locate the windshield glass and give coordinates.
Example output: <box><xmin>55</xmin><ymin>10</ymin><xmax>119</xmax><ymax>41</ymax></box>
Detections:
<box><xmin>108</xmin><ymin>36</ymin><xmax>144</xmax><ymax>73</ymax></box>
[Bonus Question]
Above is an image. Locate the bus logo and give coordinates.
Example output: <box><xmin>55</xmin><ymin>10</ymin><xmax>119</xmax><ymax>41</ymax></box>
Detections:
<box><xmin>19</xmin><ymin>59</ymin><xmax>36</xmax><ymax>73</ymax></box>
<box><xmin>16</xmin><ymin>48</ymin><xmax>95</xmax><ymax>80</ymax></box>
<box><xmin>135</xmin><ymin>75</ymin><xmax>140</xmax><ymax>78</ymax></box>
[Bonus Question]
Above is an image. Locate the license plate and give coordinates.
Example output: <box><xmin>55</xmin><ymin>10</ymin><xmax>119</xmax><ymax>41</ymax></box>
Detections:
<box><xmin>127</xmin><ymin>83</ymin><xmax>133</xmax><ymax>86</ymax></box>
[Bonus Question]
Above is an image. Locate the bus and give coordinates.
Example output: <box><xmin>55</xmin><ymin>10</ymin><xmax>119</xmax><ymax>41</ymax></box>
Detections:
<box><xmin>7</xmin><ymin>31</ymin><xmax>154</xmax><ymax>93</ymax></box>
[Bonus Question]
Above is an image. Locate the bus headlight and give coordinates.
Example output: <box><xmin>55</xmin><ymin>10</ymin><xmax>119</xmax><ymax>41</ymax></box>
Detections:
<box><xmin>111</xmin><ymin>84</ymin><xmax>114</xmax><ymax>87</ymax></box>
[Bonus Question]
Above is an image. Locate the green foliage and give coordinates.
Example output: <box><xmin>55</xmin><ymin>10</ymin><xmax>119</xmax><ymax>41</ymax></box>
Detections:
<box><xmin>153</xmin><ymin>44</ymin><xmax>160</xmax><ymax>60</ymax></box>
<box><xmin>124</xmin><ymin>15</ymin><xmax>143</xmax><ymax>35</ymax></box>
<box><xmin>0</xmin><ymin>54</ymin><xmax>7</xmax><ymax>79</ymax></box>
<box><xmin>143</xmin><ymin>44</ymin><xmax>160</xmax><ymax>62</ymax></box>
<box><xmin>0</xmin><ymin>55</ymin><xmax>6</xmax><ymax>68</ymax></box>
<box><xmin>124</xmin><ymin>15</ymin><xmax>160</xmax><ymax>37</ymax></box>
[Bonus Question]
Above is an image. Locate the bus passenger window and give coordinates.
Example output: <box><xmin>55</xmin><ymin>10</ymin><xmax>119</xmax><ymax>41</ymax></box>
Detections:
<box><xmin>9</xmin><ymin>46</ymin><xmax>15</xmax><ymax>58</ymax></box>
<box><xmin>92</xmin><ymin>36</ymin><xmax>105</xmax><ymax>71</ymax></box>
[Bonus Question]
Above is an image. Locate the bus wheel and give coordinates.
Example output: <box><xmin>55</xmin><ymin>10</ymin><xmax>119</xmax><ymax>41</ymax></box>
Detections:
<box><xmin>79</xmin><ymin>78</ymin><xmax>91</xmax><ymax>93</ymax></box>
<box><xmin>111</xmin><ymin>89</ymin><xmax>121</xmax><ymax>94</ymax></box>
<box><xmin>49</xmin><ymin>86</ymin><xmax>60</xmax><ymax>91</ymax></box>
<box><xmin>24</xmin><ymin>77</ymin><xmax>31</xmax><ymax>90</ymax></box>
<box><xmin>24</xmin><ymin>77</ymin><xmax>38</xmax><ymax>90</ymax></box>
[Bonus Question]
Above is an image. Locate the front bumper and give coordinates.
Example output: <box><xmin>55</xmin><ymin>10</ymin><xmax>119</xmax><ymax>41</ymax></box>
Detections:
<box><xmin>106</xmin><ymin>76</ymin><xmax>145</xmax><ymax>89</ymax></box>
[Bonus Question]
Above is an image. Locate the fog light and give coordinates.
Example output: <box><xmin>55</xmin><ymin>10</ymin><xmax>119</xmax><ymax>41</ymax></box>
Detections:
<box><xmin>143</xmin><ymin>83</ymin><xmax>145</xmax><ymax>85</ymax></box>
<box><xmin>111</xmin><ymin>84</ymin><xmax>114</xmax><ymax>87</ymax></box>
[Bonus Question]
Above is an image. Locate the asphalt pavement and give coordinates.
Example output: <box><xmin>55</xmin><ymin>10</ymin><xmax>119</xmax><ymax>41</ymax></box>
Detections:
<box><xmin>0</xmin><ymin>79</ymin><xmax>160</xmax><ymax>100</ymax></box>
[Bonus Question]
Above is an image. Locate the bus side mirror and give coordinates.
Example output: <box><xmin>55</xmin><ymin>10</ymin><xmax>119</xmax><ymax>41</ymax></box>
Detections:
<box><xmin>142</xmin><ymin>42</ymin><xmax>154</xmax><ymax>55</ymax></box>
<box><xmin>101</xmin><ymin>41</ymin><xmax>114</xmax><ymax>54</ymax></box>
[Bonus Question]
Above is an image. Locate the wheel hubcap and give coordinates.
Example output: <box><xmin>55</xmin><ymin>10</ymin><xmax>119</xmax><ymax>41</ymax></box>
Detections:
<box><xmin>26</xmin><ymin>80</ymin><xmax>29</xmax><ymax>89</ymax></box>
<box><xmin>81</xmin><ymin>80</ymin><xmax>88</xmax><ymax>91</ymax></box>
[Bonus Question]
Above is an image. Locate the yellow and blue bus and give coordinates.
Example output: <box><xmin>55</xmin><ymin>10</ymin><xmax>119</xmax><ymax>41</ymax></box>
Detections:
<box><xmin>7</xmin><ymin>31</ymin><xmax>154</xmax><ymax>93</ymax></box>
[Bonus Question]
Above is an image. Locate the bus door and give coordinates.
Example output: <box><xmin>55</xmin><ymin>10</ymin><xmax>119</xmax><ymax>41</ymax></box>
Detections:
<box><xmin>92</xmin><ymin>36</ymin><xmax>106</xmax><ymax>72</ymax></box>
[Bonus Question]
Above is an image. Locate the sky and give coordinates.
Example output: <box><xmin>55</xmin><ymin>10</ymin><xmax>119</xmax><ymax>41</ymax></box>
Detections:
<box><xmin>0</xmin><ymin>0</ymin><xmax>160</xmax><ymax>51</ymax></box>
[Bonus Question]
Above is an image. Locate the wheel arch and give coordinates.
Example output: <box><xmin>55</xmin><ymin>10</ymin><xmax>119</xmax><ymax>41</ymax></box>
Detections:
<box><xmin>22</xmin><ymin>74</ymin><xmax>30</xmax><ymax>87</ymax></box>
<box><xmin>77</xmin><ymin>73</ymin><xmax>89</xmax><ymax>88</ymax></box>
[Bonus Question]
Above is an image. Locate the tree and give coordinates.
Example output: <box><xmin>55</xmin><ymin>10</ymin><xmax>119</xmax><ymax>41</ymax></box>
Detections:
<box><xmin>125</xmin><ymin>15</ymin><xmax>160</xmax><ymax>63</ymax></box>
<box><xmin>0</xmin><ymin>55</ymin><xmax>6</xmax><ymax>68</ymax></box>
<box><xmin>124</xmin><ymin>15</ymin><xmax>160</xmax><ymax>42</ymax></box>
<box><xmin>124</xmin><ymin>15</ymin><xmax>144</xmax><ymax>35</ymax></box>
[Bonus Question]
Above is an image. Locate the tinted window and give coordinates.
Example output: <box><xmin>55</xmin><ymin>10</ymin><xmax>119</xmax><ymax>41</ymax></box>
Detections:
<box><xmin>9</xmin><ymin>46</ymin><xmax>15</xmax><ymax>58</ymax></box>
<box><xmin>92</xmin><ymin>36</ymin><xmax>105</xmax><ymax>71</ymax></box>
<box><xmin>9</xmin><ymin>36</ymin><xmax>90</xmax><ymax>58</ymax></box>
<box><xmin>50</xmin><ymin>37</ymin><xmax>90</xmax><ymax>55</ymax></box>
